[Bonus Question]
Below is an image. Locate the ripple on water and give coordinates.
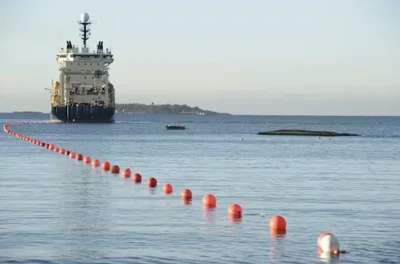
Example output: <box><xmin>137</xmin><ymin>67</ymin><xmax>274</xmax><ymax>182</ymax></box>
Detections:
<box><xmin>1</xmin><ymin>115</ymin><xmax>400</xmax><ymax>263</ymax></box>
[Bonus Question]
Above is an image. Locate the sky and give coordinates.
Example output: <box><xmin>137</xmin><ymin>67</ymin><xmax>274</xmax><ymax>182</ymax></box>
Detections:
<box><xmin>0</xmin><ymin>0</ymin><xmax>399</xmax><ymax>115</ymax></box>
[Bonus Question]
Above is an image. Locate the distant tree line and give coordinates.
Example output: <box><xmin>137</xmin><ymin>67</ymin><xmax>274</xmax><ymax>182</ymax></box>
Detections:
<box><xmin>115</xmin><ymin>103</ymin><xmax>227</xmax><ymax>115</ymax></box>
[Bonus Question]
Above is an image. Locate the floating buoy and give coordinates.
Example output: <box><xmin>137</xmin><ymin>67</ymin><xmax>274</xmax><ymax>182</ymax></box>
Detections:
<box><xmin>181</xmin><ymin>189</ymin><xmax>192</xmax><ymax>199</ymax></box>
<box><xmin>69</xmin><ymin>152</ymin><xmax>76</xmax><ymax>159</ymax></box>
<box><xmin>162</xmin><ymin>183</ymin><xmax>173</xmax><ymax>194</ymax></box>
<box><xmin>92</xmin><ymin>159</ymin><xmax>100</xmax><ymax>167</ymax></box>
<box><xmin>318</xmin><ymin>233</ymin><xmax>340</xmax><ymax>253</ymax></box>
<box><xmin>269</xmin><ymin>215</ymin><xmax>286</xmax><ymax>232</ymax></box>
<box><xmin>147</xmin><ymin>177</ymin><xmax>157</xmax><ymax>188</ymax></box>
<box><xmin>270</xmin><ymin>228</ymin><xmax>287</xmax><ymax>238</ymax></box>
<box><xmin>83</xmin><ymin>156</ymin><xmax>91</xmax><ymax>164</ymax></box>
<box><xmin>132</xmin><ymin>173</ymin><xmax>142</xmax><ymax>183</ymax></box>
<box><xmin>76</xmin><ymin>154</ymin><xmax>83</xmax><ymax>161</ymax></box>
<box><xmin>121</xmin><ymin>168</ymin><xmax>131</xmax><ymax>178</ymax></box>
<box><xmin>228</xmin><ymin>204</ymin><xmax>242</xmax><ymax>219</ymax></box>
<box><xmin>102</xmin><ymin>161</ymin><xmax>110</xmax><ymax>171</ymax></box>
<box><xmin>318</xmin><ymin>232</ymin><xmax>333</xmax><ymax>246</ymax></box>
<box><xmin>202</xmin><ymin>194</ymin><xmax>216</xmax><ymax>208</ymax></box>
<box><xmin>111</xmin><ymin>165</ymin><xmax>120</xmax><ymax>174</ymax></box>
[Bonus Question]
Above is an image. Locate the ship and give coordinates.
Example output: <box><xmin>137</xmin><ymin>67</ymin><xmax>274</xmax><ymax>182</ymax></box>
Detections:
<box><xmin>49</xmin><ymin>12</ymin><xmax>115</xmax><ymax>123</ymax></box>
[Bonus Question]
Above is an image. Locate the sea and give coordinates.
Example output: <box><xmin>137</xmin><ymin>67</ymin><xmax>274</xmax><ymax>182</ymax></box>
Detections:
<box><xmin>0</xmin><ymin>113</ymin><xmax>399</xmax><ymax>264</ymax></box>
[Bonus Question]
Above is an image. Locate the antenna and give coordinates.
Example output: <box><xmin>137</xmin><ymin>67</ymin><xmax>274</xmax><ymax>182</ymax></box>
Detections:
<box><xmin>78</xmin><ymin>12</ymin><xmax>92</xmax><ymax>47</ymax></box>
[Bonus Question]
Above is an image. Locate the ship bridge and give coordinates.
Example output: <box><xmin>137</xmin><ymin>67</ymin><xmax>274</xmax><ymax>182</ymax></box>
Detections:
<box><xmin>51</xmin><ymin>12</ymin><xmax>115</xmax><ymax>112</ymax></box>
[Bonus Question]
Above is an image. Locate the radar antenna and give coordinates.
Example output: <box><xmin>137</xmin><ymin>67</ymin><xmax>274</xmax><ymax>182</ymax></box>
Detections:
<box><xmin>78</xmin><ymin>12</ymin><xmax>92</xmax><ymax>47</ymax></box>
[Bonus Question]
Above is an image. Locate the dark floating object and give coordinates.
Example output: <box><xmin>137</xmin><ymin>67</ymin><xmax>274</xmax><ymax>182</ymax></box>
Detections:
<box><xmin>257</xmin><ymin>129</ymin><xmax>360</xmax><ymax>137</ymax></box>
<box><xmin>166</xmin><ymin>125</ymin><xmax>186</xmax><ymax>130</ymax></box>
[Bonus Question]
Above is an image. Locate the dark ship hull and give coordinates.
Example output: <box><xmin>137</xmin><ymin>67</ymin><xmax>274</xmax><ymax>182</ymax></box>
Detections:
<box><xmin>50</xmin><ymin>104</ymin><xmax>115</xmax><ymax>123</ymax></box>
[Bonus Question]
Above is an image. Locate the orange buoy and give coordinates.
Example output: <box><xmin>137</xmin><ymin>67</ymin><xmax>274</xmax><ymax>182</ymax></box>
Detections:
<box><xmin>228</xmin><ymin>204</ymin><xmax>242</xmax><ymax>219</ymax></box>
<box><xmin>54</xmin><ymin>147</ymin><xmax>60</xmax><ymax>152</ymax></box>
<box><xmin>147</xmin><ymin>177</ymin><xmax>157</xmax><ymax>188</ymax></box>
<box><xmin>102</xmin><ymin>161</ymin><xmax>110</xmax><ymax>171</ymax></box>
<box><xmin>269</xmin><ymin>215</ymin><xmax>287</xmax><ymax>231</ymax></box>
<box><xmin>132</xmin><ymin>173</ymin><xmax>142</xmax><ymax>183</ymax></box>
<box><xmin>83</xmin><ymin>156</ymin><xmax>91</xmax><ymax>164</ymax></box>
<box><xmin>49</xmin><ymin>144</ymin><xmax>55</xmax><ymax>150</ymax></box>
<box><xmin>202</xmin><ymin>194</ymin><xmax>217</xmax><ymax>208</ymax></box>
<box><xmin>270</xmin><ymin>228</ymin><xmax>287</xmax><ymax>238</ymax></box>
<box><xmin>59</xmin><ymin>148</ymin><xmax>66</xmax><ymax>155</ymax></box>
<box><xmin>181</xmin><ymin>189</ymin><xmax>192</xmax><ymax>199</ymax></box>
<box><xmin>111</xmin><ymin>165</ymin><xmax>120</xmax><ymax>174</ymax></box>
<box><xmin>69</xmin><ymin>152</ymin><xmax>76</xmax><ymax>159</ymax></box>
<box><xmin>76</xmin><ymin>154</ymin><xmax>83</xmax><ymax>161</ymax></box>
<box><xmin>162</xmin><ymin>183</ymin><xmax>173</xmax><ymax>194</ymax></box>
<box><xmin>92</xmin><ymin>159</ymin><xmax>100</xmax><ymax>167</ymax></box>
<box><xmin>121</xmin><ymin>168</ymin><xmax>131</xmax><ymax>178</ymax></box>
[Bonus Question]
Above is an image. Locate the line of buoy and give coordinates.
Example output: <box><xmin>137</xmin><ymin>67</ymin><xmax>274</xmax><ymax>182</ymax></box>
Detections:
<box><xmin>3</xmin><ymin>121</ymin><xmax>347</xmax><ymax>258</ymax></box>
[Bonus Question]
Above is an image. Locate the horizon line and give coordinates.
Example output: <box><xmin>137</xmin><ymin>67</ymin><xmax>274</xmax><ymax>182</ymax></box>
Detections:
<box><xmin>1</xmin><ymin>111</ymin><xmax>399</xmax><ymax>118</ymax></box>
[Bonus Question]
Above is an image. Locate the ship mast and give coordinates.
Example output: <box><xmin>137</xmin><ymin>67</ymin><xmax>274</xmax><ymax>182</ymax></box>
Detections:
<box><xmin>78</xmin><ymin>12</ymin><xmax>91</xmax><ymax>47</ymax></box>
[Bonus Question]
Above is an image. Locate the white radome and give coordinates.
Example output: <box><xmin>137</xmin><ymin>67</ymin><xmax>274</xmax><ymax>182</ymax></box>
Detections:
<box><xmin>80</xmin><ymin>12</ymin><xmax>90</xmax><ymax>23</ymax></box>
<box><xmin>319</xmin><ymin>234</ymin><xmax>340</xmax><ymax>253</ymax></box>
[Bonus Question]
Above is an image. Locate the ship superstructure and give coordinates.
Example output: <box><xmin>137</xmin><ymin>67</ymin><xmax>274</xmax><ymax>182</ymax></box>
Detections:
<box><xmin>50</xmin><ymin>12</ymin><xmax>115</xmax><ymax>123</ymax></box>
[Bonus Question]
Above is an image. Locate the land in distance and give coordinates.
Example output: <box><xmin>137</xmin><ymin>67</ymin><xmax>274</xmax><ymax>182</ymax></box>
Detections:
<box><xmin>115</xmin><ymin>103</ymin><xmax>230</xmax><ymax>115</ymax></box>
<box><xmin>12</xmin><ymin>111</ymin><xmax>45</xmax><ymax>114</ymax></box>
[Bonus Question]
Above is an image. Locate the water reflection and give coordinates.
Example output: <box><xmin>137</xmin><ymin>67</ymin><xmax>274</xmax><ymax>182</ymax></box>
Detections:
<box><xmin>181</xmin><ymin>198</ymin><xmax>192</xmax><ymax>206</ymax></box>
<box><xmin>269</xmin><ymin>229</ymin><xmax>286</xmax><ymax>263</ymax></box>
<box><xmin>162</xmin><ymin>200</ymin><xmax>170</xmax><ymax>208</ymax></box>
<box><xmin>203</xmin><ymin>208</ymin><xmax>216</xmax><ymax>223</ymax></box>
<box><xmin>270</xmin><ymin>229</ymin><xmax>287</xmax><ymax>239</ymax></box>
<box><xmin>56</xmin><ymin>165</ymin><xmax>112</xmax><ymax>256</ymax></box>
<box><xmin>228</xmin><ymin>215</ymin><xmax>242</xmax><ymax>224</ymax></box>
<box><xmin>317</xmin><ymin>249</ymin><xmax>341</xmax><ymax>263</ymax></box>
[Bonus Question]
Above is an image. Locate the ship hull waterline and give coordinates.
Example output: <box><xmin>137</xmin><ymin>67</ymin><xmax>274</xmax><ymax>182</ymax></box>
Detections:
<box><xmin>50</xmin><ymin>105</ymin><xmax>115</xmax><ymax>123</ymax></box>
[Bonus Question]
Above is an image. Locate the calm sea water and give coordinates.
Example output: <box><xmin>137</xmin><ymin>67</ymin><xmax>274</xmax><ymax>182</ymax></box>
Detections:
<box><xmin>0</xmin><ymin>113</ymin><xmax>399</xmax><ymax>264</ymax></box>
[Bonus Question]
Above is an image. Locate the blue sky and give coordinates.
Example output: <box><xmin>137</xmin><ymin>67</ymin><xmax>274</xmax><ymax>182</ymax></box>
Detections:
<box><xmin>0</xmin><ymin>0</ymin><xmax>399</xmax><ymax>115</ymax></box>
